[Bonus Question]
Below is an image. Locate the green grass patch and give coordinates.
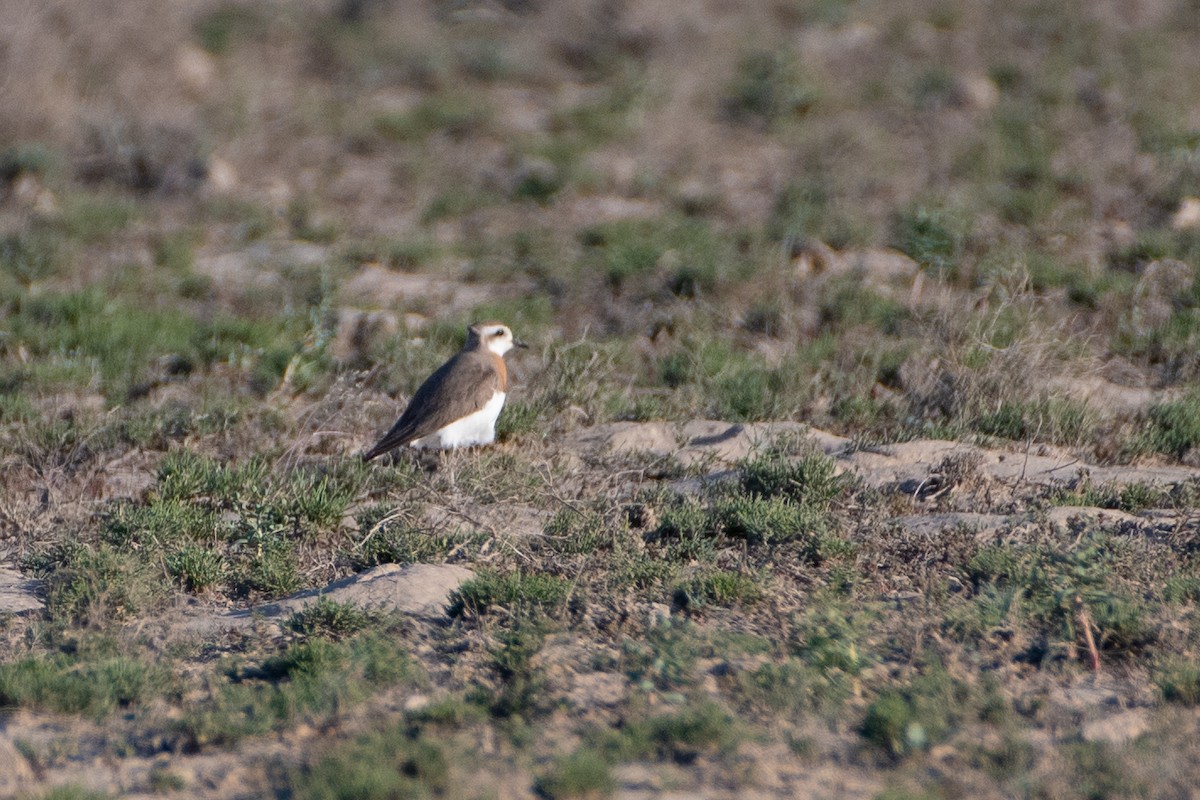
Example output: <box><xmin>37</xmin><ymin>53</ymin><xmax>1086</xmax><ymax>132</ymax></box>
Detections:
<box><xmin>287</xmin><ymin>596</ymin><xmax>376</xmax><ymax>640</ymax></box>
<box><xmin>621</xmin><ymin>620</ymin><xmax>702</xmax><ymax>695</ymax></box>
<box><xmin>1155</xmin><ymin>659</ymin><xmax>1200</xmax><ymax>705</ymax></box>
<box><xmin>0</xmin><ymin>652</ymin><xmax>167</xmax><ymax>719</ymax></box>
<box><xmin>373</xmin><ymin>92</ymin><xmax>491</xmax><ymax>143</ymax></box>
<box><xmin>674</xmin><ymin>570</ymin><xmax>763</xmax><ymax>610</ymax></box>
<box><xmin>597</xmin><ymin>699</ymin><xmax>739</xmax><ymax>763</ymax></box>
<box><xmin>860</xmin><ymin>666</ymin><xmax>970</xmax><ymax>759</ymax></box>
<box><xmin>892</xmin><ymin>205</ymin><xmax>968</xmax><ymax>277</ymax></box>
<box><xmin>349</xmin><ymin>504</ymin><xmax>479</xmax><ymax>568</ymax></box>
<box><xmin>723</xmin><ymin>49</ymin><xmax>817</xmax><ymax>127</ymax></box>
<box><xmin>180</xmin><ymin>633</ymin><xmax>421</xmax><ymax>748</ymax></box>
<box><xmin>580</xmin><ymin>215</ymin><xmax>744</xmax><ymax>297</ymax></box>
<box><xmin>1139</xmin><ymin>392</ymin><xmax>1200</xmax><ymax>458</ymax></box>
<box><xmin>536</xmin><ymin>748</ymin><xmax>615</xmax><ymax>799</ymax></box>
<box><xmin>448</xmin><ymin>572</ymin><xmax>572</xmax><ymax>618</ymax></box>
<box><xmin>952</xmin><ymin>534</ymin><xmax>1155</xmax><ymax>661</ymax></box>
<box><xmin>288</xmin><ymin>724</ymin><xmax>450</xmax><ymax>800</ymax></box>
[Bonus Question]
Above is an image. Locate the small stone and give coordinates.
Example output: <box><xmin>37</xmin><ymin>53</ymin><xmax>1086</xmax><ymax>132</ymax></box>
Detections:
<box><xmin>1171</xmin><ymin>197</ymin><xmax>1200</xmax><ymax>231</ymax></box>
<box><xmin>206</xmin><ymin>157</ymin><xmax>237</xmax><ymax>192</ymax></box>
<box><xmin>404</xmin><ymin>694</ymin><xmax>430</xmax><ymax>712</ymax></box>
<box><xmin>176</xmin><ymin>44</ymin><xmax>216</xmax><ymax>94</ymax></box>
<box><xmin>953</xmin><ymin>74</ymin><xmax>1000</xmax><ymax>111</ymax></box>
<box><xmin>646</xmin><ymin>603</ymin><xmax>671</xmax><ymax>627</ymax></box>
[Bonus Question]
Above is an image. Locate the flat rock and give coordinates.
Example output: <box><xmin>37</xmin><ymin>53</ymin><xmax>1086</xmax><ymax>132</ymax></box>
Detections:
<box><xmin>1082</xmin><ymin>708</ymin><xmax>1150</xmax><ymax>745</ymax></box>
<box><xmin>573</xmin><ymin>420</ymin><xmax>842</xmax><ymax>467</ymax></box>
<box><xmin>1044</xmin><ymin>506</ymin><xmax>1143</xmax><ymax>528</ymax></box>
<box><xmin>573</xmin><ymin>422</ymin><xmax>1200</xmax><ymax>505</ymax></box>
<box><xmin>676</xmin><ymin>420</ymin><xmax>816</xmax><ymax>465</ymax></box>
<box><xmin>260</xmin><ymin>563</ymin><xmax>474</xmax><ymax>618</ymax></box>
<box><xmin>603</xmin><ymin>421</ymin><xmax>677</xmax><ymax>456</ymax></box>
<box><xmin>340</xmin><ymin>265</ymin><xmax>497</xmax><ymax>312</ymax></box>
<box><xmin>844</xmin><ymin>438</ymin><xmax>1200</xmax><ymax>490</ymax></box>
<box><xmin>0</xmin><ymin>569</ymin><xmax>44</xmax><ymax>616</ymax></box>
<box><xmin>892</xmin><ymin>513</ymin><xmax>1012</xmax><ymax>537</ymax></box>
<box><xmin>191</xmin><ymin>563</ymin><xmax>474</xmax><ymax>633</ymax></box>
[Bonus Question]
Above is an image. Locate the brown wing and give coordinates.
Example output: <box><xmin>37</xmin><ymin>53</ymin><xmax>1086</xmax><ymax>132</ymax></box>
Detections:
<box><xmin>362</xmin><ymin>352</ymin><xmax>502</xmax><ymax>460</ymax></box>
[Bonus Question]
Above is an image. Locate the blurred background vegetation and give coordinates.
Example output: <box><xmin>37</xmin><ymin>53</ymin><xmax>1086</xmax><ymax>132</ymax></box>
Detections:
<box><xmin>2</xmin><ymin>0</ymin><xmax>1200</xmax><ymax>455</ymax></box>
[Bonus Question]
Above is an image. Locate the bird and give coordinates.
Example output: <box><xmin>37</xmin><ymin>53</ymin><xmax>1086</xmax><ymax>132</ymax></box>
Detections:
<box><xmin>362</xmin><ymin>321</ymin><xmax>528</xmax><ymax>461</ymax></box>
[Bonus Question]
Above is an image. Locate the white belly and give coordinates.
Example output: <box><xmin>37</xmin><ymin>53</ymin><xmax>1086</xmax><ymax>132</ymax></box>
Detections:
<box><xmin>412</xmin><ymin>391</ymin><xmax>506</xmax><ymax>450</ymax></box>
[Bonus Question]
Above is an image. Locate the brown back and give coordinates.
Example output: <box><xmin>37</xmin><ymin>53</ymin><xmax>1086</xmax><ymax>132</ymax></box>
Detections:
<box><xmin>362</xmin><ymin>344</ymin><xmax>504</xmax><ymax>460</ymax></box>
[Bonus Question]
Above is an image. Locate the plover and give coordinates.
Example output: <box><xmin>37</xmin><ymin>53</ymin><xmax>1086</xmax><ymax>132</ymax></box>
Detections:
<box><xmin>362</xmin><ymin>321</ymin><xmax>528</xmax><ymax>461</ymax></box>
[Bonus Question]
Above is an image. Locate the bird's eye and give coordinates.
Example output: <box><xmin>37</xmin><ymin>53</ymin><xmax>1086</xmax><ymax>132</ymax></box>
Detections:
<box><xmin>492</xmin><ymin>330</ymin><xmax>504</xmax><ymax>337</ymax></box>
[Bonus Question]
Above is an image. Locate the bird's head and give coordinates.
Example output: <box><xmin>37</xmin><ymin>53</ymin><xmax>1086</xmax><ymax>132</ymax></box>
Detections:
<box><xmin>468</xmin><ymin>322</ymin><xmax>528</xmax><ymax>356</ymax></box>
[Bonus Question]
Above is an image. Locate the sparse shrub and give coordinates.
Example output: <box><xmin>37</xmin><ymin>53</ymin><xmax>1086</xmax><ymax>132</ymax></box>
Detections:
<box><xmin>542</xmin><ymin>507</ymin><xmax>613</xmax><ymax>555</ymax></box>
<box><xmin>47</xmin><ymin>545</ymin><xmax>166</xmax><ymax>626</ymax></box>
<box><xmin>713</xmin><ymin>493</ymin><xmax>824</xmax><ymax>547</ymax></box>
<box><xmin>961</xmin><ymin>536</ymin><xmax>1155</xmax><ymax>660</ymax></box>
<box><xmin>1058</xmin><ymin>741</ymin><xmax>1142</xmax><ymax>800</ymax></box>
<box><xmin>860</xmin><ymin>668</ymin><xmax>965</xmax><ymax>759</ymax></box>
<box><xmin>289</xmin><ymin>725</ymin><xmax>449</xmax><ymax>800</ymax></box>
<box><xmin>287</xmin><ymin>597</ymin><xmax>374</xmax><ymax>640</ymax></box>
<box><xmin>724</xmin><ymin>50</ymin><xmax>816</xmax><ymax>126</ymax></box>
<box><xmin>1162</xmin><ymin>575</ymin><xmax>1200</xmax><ymax>604</ymax></box>
<box><xmin>893</xmin><ymin>205</ymin><xmax>964</xmax><ymax>276</ymax></box>
<box><xmin>738</xmin><ymin>446</ymin><xmax>843</xmax><ymax>510</ymax></box>
<box><xmin>734</xmin><ymin>659</ymin><xmax>818</xmax><ymax>714</ymax></box>
<box><xmin>621</xmin><ymin>620</ymin><xmax>701</xmax><ymax>694</ymax></box>
<box><xmin>153</xmin><ymin>231</ymin><xmax>198</xmax><ymax>273</ymax></box>
<box><xmin>5</xmin><ymin>288</ymin><xmax>210</xmax><ymax>399</ymax></box>
<box><xmin>579</xmin><ymin>216</ymin><xmax>736</xmax><ymax>297</ymax></box>
<box><xmin>0</xmin><ymin>392</ymin><xmax>35</xmax><ymax>424</ymax></box>
<box><xmin>34</xmin><ymin>787</ymin><xmax>111</xmax><ymax>800</ymax></box>
<box><xmin>819</xmin><ymin>280</ymin><xmax>909</xmax><ymax>336</ymax></box>
<box><xmin>349</xmin><ymin>506</ymin><xmax>476</xmax><ymax>568</ymax></box>
<box><xmin>601</xmin><ymin>700</ymin><xmax>738</xmax><ymax>762</ymax></box>
<box><xmin>167</xmin><ymin>545</ymin><xmax>227</xmax><ymax>593</ymax></box>
<box><xmin>789</xmin><ymin>602</ymin><xmax>867</xmax><ymax>707</ymax></box>
<box><xmin>974</xmin><ymin>397</ymin><xmax>1092</xmax><ymax>445</ymax></box>
<box><xmin>447</xmin><ymin>572</ymin><xmax>571</xmax><ymax>617</ymax></box>
<box><xmin>674</xmin><ymin>570</ymin><xmax>762</xmax><ymax>609</ymax></box>
<box><xmin>768</xmin><ymin>179</ymin><xmax>828</xmax><ymax>242</ymax></box>
<box><xmin>0</xmin><ymin>229</ymin><xmax>63</xmax><ymax>286</ymax></box>
<box><xmin>181</xmin><ymin>635</ymin><xmax>418</xmax><ymax>748</ymax></box>
<box><xmin>373</xmin><ymin>92</ymin><xmax>491</xmax><ymax>142</ymax></box>
<box><xmin>0</xmin><ymin>142</ymin><xmax>56</xmax><ymax>180</ymax></box>
<box><xmin>194</xmin><ymin>3</ymin><xmax>268</xmax><ymax>55</ymax></box>
<box><xmin>233</xmin><ymin>534</ymin><xmax>300</xmax><ymax>598</ymax></box>
<box><xmin>536</xmin><ymin>748</ymin><xmax>615</xmax><ymax>799</ymax></box>
<box><xmin>911</xmin><ymin>66</ymin><xmax>957</xmax><ymax>110</ymax></box>
<box><xmin>106</xmin><ymin>500</ymin><xmax>217</xmax><ymax>549</ymax></box>
<box><xmin>496</xmin><ymin>398</ymin><xmax>541</xmax><ymax>440</ymax></box>
<box><xmin>1155</xmin><ymin>659</ymin><xmax>1200</xmax><ymax>705</ymax></box>
<box><xmin>1140</xmin><ymin>392</ymin><xmax>1200</xmax><ymax>458</ymax></box>
<box><xmin>58</xmin><ymin>193</ymin><xmax>138</xmax><ymax>242</ymax></box>
<box><xmin>653</xmin><ymin>495</ymin><xmax>715</xmax><ymax>541</ymax></box>
<box><xmin>0</xmin><ymin>653</ymin><xmax>164</xmax><ymax>719</ymax></box>
<box><xmin>711</xmin><ymin>363</ymin><xmax>785</xmax><ymax>420</ymax></box>
<box><xmin>287</xmin><ymin>466</ymin><xmax>363</xmax><ymax>533</ymax></box>
<box><xmin>487</xmin><ymin>616</ymin><xmax>549</xmax><ymax>719</ymax></box>
<box><xmin>406</xmin><ymin>695</ymin><xmax>489</xmax><ymax>728</ymax></box>
<box><xmin>147</xmin><ymin>765</ymin><xmax>187</xmax><ymax>792</ymax></box>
